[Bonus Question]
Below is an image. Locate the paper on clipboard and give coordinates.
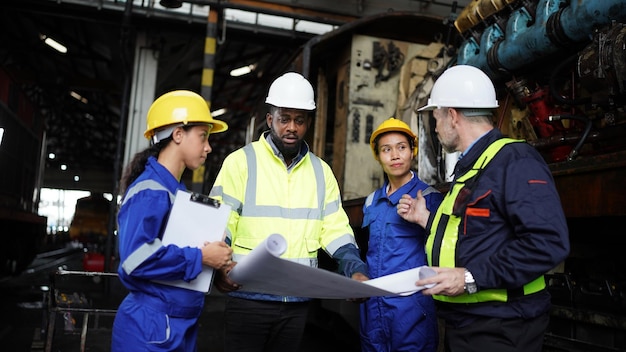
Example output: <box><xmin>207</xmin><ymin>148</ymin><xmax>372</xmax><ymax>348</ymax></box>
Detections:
<box><xmin>154</xmin><ymin>189</ymin><xmax>231</xmax><ymax>292</ymax></box>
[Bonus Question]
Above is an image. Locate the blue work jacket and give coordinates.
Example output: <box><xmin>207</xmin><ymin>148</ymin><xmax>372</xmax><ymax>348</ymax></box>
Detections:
<box><xmin>429</xmin><ymin>129</ymin><xmax>570</xmax><ymax>328</ymax></box>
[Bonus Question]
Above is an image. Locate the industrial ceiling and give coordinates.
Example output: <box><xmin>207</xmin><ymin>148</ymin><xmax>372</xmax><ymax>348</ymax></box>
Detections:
<box><xmin>0</xmin><ymin>0</ymin><xmax>468</xmax><ymax>194</ymax></box>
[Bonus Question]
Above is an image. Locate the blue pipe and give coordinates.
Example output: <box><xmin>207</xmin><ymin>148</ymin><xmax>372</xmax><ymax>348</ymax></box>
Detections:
<box><xmin>456</xmin><ymin>0</ymin><xmax>626</xmax><ymax>81</ymax></box>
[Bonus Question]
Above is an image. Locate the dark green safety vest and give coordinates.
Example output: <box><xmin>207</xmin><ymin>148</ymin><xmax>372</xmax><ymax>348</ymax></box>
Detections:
<box><xmin>426</xmin><ymin>138</ymin><xmax>545</xmax><ymax>303</ymax></box>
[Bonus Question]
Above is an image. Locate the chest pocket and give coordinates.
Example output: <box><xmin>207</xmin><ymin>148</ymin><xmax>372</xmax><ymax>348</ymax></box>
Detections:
<box><xmin>386</xmin><ymin>216</ymin><xmax>418</xmax><ymax>240</ymax></box>
<box><xmin>462</xmin><ymin>189</ymin><xmax>492</xmax><ymax>236</ymax></box>
<box><xmin>362</xmin><ymin>208</ymin><xmax>375</xmax><ymax>228</ymax></box>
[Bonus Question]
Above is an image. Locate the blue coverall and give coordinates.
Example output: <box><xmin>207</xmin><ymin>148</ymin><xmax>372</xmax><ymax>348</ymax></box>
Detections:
<box><xmin>111</xmin><ymin>156</ymin><xmax>207</xmax><ymax>352</ymax></box>
<box><xmin>360</xmin><ymin>173</ymin><xmax>443</xmax><ymax>352</ymax></box>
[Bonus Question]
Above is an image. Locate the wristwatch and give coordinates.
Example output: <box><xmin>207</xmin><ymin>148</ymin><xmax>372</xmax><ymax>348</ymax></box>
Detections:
<box><xmin>464</xmin><ymin>269</ymin><xmax>478</xmax><ymax>294</ymax></box>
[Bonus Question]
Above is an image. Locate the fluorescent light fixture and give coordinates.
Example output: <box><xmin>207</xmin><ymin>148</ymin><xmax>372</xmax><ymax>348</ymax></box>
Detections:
<box><xmin>0</xmin><ymin>127</ymin><xmax>4</xmax><ymax>146</ymax></box>
<box><xmin>212</xmin><ymin>108</ymin><xmax>227</xmax><ymax>117</ymax></box>
<box><xmin>40</xmin><ymin>34</ymin><xmax>67</xmax><ymax>54</ymax></box>
<box><xmin>70</xmin><ymin>91</ymin><xmax>88</xmax><ymax>104</ymax></box>
<box><xmin>230</xmin><ymin>63</ymin><xmax>257</xmax><ymax>77</ymax></box>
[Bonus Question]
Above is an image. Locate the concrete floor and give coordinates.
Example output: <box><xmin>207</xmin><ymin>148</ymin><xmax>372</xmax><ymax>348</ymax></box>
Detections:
<box><xmin>0</xmin><ymin>247</ymin><xmax>361</xmax><ymax>352</ymax></box>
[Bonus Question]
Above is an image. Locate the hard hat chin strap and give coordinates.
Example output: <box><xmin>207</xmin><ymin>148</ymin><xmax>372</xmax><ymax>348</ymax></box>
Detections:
<box><xmin>151</xmin><ymin>122</ymin><xmax>213</xmax><ymax>144</ymax></box>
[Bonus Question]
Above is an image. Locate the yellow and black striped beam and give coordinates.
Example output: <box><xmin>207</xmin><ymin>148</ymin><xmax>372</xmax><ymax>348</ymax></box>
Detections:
<box><xmin>192</xmin><ymin>7</ymin><xmax>220</xmax><ymax>193</ymax></box>
<box><xmin>200</xmin><ymin>8</ymin><xmax>218</xmax><ymax>106</ymax></box>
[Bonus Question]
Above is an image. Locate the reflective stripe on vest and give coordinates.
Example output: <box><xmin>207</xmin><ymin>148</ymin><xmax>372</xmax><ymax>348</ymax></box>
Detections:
<box><xmin>426</xmin><ymin>138</ymin><xmax>546</xmax><ymax>303</ymax></box>
<box><xmin>215</xmin><ymin>141</ymin><xmax>343</xmax><ymax>264</ymax></box>
<box><xmin>239</xmin><ymin>144</ymin><xmax>326</xmax><ymax>219</ymax></box>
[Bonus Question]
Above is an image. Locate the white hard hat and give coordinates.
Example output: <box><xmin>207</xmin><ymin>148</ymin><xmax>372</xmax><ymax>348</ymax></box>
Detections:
<box><xmin>418</xmin><ymin>65</ymin><xmax>499</xmax><ymax>111</ymax></box>
<box><xmin>265</xmin><ymin>72</ymin><xmax>316</xmax><ymax>110</ymax></box>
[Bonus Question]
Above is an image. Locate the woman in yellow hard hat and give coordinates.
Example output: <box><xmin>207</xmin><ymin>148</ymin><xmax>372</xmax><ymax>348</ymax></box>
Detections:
<box><xmin>112</xmin><ymin>90</ymin><xmax>233</xmax><ymax>352</ymax></box>
<box><xmin>360</xmin><ymin>117</ymin><xmax>443</xmax><ymax>352</ymax></box>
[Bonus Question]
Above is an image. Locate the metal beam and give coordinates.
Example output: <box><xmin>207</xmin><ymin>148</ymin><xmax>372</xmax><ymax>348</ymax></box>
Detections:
<box><xmin>188</xmin><ymin>0</ymin><xmax>359</xmax><ymax>25</ymax></box>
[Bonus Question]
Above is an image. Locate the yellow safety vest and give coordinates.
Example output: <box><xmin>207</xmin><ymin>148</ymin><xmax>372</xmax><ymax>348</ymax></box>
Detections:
<box><xmin>426</xmin><ymin>138</ymin><xmax>546</xmax><ymax>303</ymax></box>
<box><xmin>210</xmin><ymin>133</ymin><xmax>357</xmax><ymax>267</ymax></box>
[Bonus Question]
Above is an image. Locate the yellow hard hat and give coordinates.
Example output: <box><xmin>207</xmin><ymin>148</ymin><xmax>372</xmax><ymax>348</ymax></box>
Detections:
<box><xmin>144</xmin><ymin>90</ymin><xmax>228</xmax><ymax>142</ymax></box>
<box><xmin>369</xmin><ymin>117</ymin><xmax>417</xmax><ymax>159</ymax></box>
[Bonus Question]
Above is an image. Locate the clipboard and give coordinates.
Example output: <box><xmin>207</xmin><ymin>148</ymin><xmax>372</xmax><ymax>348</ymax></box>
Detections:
<box><xmin>154</xmin><ymin>189</ymin><xmax>231</xmax><ymax>292</ymax></box>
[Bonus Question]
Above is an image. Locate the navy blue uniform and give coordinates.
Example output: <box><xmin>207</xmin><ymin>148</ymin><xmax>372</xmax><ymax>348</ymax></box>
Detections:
<box><xmin>431</xmin><ymin>129</ymin><xmax>570</xmax><ymax>327</ymax></box>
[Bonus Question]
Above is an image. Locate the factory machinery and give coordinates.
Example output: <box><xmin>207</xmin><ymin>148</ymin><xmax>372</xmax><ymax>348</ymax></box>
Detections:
<box><xmin>2</xmin><ymin>0</ymin><xmax>626</xmax><ymax>349</ymax></box>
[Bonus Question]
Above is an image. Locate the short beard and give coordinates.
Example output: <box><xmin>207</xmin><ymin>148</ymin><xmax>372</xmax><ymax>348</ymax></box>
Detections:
<box><xmin>441</xmin><ymin>142</ymin><xmax>456</xmax><ymax>154</ymax></box>
<box><xmin>270</xmin><ymin>128</ymin><xmax>300</xmax><ymax>159</ymax></box>
<box><xmin>439</xmin><ymin>134</ymin><xmax>459</xmax><ymax>154</ymax></box>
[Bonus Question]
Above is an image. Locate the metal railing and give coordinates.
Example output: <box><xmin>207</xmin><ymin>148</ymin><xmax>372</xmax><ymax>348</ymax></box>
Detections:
<box><xmin>44</xmin><ymin>268</ymin><xmax>119</xmax><ymax>352</ymax></box>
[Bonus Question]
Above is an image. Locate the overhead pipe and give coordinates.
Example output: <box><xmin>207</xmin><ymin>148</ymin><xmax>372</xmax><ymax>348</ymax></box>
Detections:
<box><xmin>456</xmin><ymin>0</ymin><xmax>626</xmax><ymax>81</ymax></box>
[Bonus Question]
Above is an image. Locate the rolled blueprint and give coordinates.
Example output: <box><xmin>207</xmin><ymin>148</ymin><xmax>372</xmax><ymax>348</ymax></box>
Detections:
<box><xmin>228</xmin><ymin>233</ymin><xmax>437</xmax><ymax>299</ymax></box>
<box><xmin>227</xmin><ymin>233</ymin><xmax>287</xmax><ymax>285</ymax></box>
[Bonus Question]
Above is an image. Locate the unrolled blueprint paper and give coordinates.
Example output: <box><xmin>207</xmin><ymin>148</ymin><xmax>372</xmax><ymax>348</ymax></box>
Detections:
<box><xmin>363</xmin><ymin>266</ymin><xmax>436</xmax><ymax>296</ymax></box>
<box><xmin>228</xmin><ymin>233</ymin><xmax>436</xmax><ymax>299</ymax></box>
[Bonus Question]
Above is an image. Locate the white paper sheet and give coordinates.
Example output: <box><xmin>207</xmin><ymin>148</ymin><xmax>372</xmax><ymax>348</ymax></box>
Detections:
<box><xmin>228</xmin><ymin>233</ymin><xmax>436</xmax><ymax>299</ymax></box>
<box><xmin>363</xmin><ymin>267</ymin><xmax>436</xmax><ymax>296</ymax></box>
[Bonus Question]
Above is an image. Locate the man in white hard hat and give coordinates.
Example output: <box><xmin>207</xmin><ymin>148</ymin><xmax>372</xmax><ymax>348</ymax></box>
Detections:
<box><xmin>210</xmin><ymin>72</ymin><xmax>369</xmax><ymax>352</ymax></box>
<box><xmin>397</xmin><ymin>65</ymin><xmax>570</xmax><ymax>352</ymax></box>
